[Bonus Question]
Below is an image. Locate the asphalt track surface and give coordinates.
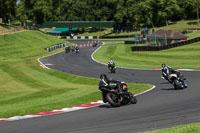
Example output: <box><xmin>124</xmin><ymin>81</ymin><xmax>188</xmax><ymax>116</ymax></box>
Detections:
<box><xmin>0</xmin><ymin>40</ymin><xmax>200</xmax><ymax>133</ymax></box>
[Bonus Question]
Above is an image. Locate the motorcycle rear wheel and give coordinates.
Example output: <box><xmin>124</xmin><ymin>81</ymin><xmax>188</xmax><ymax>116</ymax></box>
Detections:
<box><xmin>174</xmin><ymin>79</ymin><xmax>182</xmax><ymax>89</ymax></box>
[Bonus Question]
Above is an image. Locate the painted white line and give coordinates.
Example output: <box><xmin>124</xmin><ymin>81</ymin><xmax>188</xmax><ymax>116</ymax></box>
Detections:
<box><xmin>22</xmin><ymin>115</ymin><xmax>41</xmax><ymax>118</ymax></box>
<box><xmin>53</xmin><ymin>107</ymin><xmax>87</xmax><ymax>112</ymax></box>
<box><xmin>177</xmin><ymin>69</ymin><xmax>193</xmax><ymax>71</ymax></box>
<box><xmin>0</xmin><ymin>115</ymin><xmax>40</xmax><ymax>122</ymax></box>
<box><xmin>8</xmin><ymin>116</ymin><xmax>31</xmax><ymax>121</ymax></box>
<box><xmin>53</xmin><ymin>108</ymin><xmax>74</xmax><ymax>112</ymax></box>
<box><xmin>91</xmin><ymin>46</ymin><xmax>159</xmax><ymax>71</ymax></box>
<box><xmin>0</xmin><ymin>101</ymin><xmax>104</xmax><ymax>122</ymax></box>
<box><xmin>91</xmin><ymin>100</ymin><xmax>104</xmax><ymax>104</ymax></box>
<box><xmin>135</xmin><ymin>85</ymin><xmax>156</xmax><ymax>96</ymax></box>
<box><xmin>45</xmin><ymin>63</ymin><xmax>54</xmax><ymax>66</ymax></box>
<box><xmin>37</xmin><ymin>50</ymin><xmax>65</xmax><ymax>69</ymax></box>
<box><xmin>91</xmin><ymin>45</ymin><xmax>200</xmax><ymax>72</ymax></box>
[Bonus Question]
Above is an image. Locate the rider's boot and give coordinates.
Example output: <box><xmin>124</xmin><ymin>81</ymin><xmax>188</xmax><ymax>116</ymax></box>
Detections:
<box><xmin>102</xmin><ymin>94</ymin><xmax>107</xmax><ymax>103</ymax></box>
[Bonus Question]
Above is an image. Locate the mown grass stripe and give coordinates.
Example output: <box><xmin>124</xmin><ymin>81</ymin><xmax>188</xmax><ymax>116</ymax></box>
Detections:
<box><xmin>0</xmin><ymin>31</ymin><xmax>152</xmax><ymax>118</ymax></box>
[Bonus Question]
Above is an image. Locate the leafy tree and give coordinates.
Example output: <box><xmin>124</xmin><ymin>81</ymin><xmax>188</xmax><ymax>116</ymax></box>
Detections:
<box><xmin>17</xmin><ymin>0</ymin><xmax>37</xmax><ymax>23</ymax></box>
<box><xmin>33</xmin><ymin>0</ymin><xmax>53</xmax><ymax>24</ymax></box>
<box><xmin>158</xmin><ymin>0</ymin><xmax>181</xmax><ymax>26</ymax></box>
<box><xmin>193</xmin><ymin>0</ymin><xmax>200</xmax><ymax>25</ymax></box>
<box><xmin>0</xmin><ymin>0</ymin><xmax>17</xmax><ymax>23</ymax></box>
<box><xmin>3</xmin><ymin>0</ymin><xmax>200</xmax><ymax>28</ymax></box>
<box><xmin>16</xmin><ymin>1</ymin><xmax>28</xmax><ymax>23</ymax></box>
<box><xmin>114</xmin><ymin>0</ymin><xmax>127</xmax><ymax>23</ymax></box>
<box><xmin>178</xmin><ymin>0</ymin><xmax>196</xmax><ymax>20</ymax></box>
<box><xmin>133</xmin><ymin>0</ymin><xmax>155</xmax><ymax>27</ymax></box>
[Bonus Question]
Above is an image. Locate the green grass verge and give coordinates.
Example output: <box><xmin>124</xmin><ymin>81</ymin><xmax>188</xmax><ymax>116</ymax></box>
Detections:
<box><xmin>153</xmin><ymin>20</ymin><xmax>200</xmax><ymax>32</ymax></box>
<box><xmin>186</xmin><ymin>30</ymin><xmax>200</xmax><ymax>39</ymax></box>
<box><xmin>0</xmin><ymin>31</ymin><xmax>152</xmax><ymax>118</ymax></box>
<box><xmin>103</xmin><ymin>41</ymin><xmax>124</xmax><ymax>45</ymax></box>
<box><xmin>145</xmin><ymin>123</ymin><xmax>200</xmax><ymax>133</ymax></box>
<box><xmin>93</xmin><ymin>42</ymin><xmax>200</xmax><ymax>69</ymax></box>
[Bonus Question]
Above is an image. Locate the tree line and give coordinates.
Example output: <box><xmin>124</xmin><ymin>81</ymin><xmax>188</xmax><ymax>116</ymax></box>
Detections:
<box><xmin>0</xmin><ymin>0</ymin><xmax>200</xmax><ymax>27</ymax></box>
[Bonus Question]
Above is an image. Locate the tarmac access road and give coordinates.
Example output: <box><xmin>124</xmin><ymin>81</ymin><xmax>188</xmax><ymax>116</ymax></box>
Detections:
<box><xmin>0</xmin><ymin>40</ymin><xmax>200</xmax><ymax>133</ymax></box>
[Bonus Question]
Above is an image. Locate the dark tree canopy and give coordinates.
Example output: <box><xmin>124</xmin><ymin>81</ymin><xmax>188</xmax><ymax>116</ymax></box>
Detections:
<box><xmin>0</xmin><ymin>0</ymin><xmax>17</xmax><ymax>23</ymax></box>
<box><xmin>1</xmin><ymin>0</ymin><xmax>200</xmax><ymax>27</ymax></box>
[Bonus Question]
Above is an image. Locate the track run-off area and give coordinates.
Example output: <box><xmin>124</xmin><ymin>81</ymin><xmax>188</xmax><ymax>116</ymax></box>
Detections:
<box><xmin>0</xmin><ymin>40</ymin><xmax>200</xmax><ymax>133</ymax></box>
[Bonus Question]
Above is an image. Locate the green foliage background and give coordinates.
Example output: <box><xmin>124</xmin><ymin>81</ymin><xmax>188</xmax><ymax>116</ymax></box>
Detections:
<box><xmin>0</xmin><ymin>0</ymin><xmax>200</xmax><ymax>27</ymax></box>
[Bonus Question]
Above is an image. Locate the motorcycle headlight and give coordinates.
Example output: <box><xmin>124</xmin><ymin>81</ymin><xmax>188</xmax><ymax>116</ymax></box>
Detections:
<box><xmin>122</xmin><ymin>85</ymin><xmax>127</xmax><ymax>90</ymax></box>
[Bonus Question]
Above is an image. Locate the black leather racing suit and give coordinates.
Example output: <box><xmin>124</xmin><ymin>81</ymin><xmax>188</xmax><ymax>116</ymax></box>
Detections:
<box><xmin>99</xmin><ymin>74</ymin><xmax>122</xmax><ymax>102</ymax></box>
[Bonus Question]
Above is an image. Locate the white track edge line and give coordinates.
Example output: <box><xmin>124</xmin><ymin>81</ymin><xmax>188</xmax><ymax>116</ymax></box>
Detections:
<box><xmin>91</xmin><ymin>45</ymin><xmax>200</xmax><ymax>72</ymax></box>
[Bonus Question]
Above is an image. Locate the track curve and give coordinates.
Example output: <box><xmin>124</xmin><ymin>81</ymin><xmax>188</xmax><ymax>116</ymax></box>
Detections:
<box><xmin>0</xmin><ymin>40</ymin><xmax>200</xmax><ymax>133</ymax></box>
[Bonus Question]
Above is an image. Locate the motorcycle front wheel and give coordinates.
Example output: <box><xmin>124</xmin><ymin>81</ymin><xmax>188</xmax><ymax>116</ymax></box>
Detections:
<box><xmin>174</xmin><ymin>79</ymin><xmax>182</xmax><ymax>89</ymax></box>
<box><xmin>106</xmin><ymin>92</ymin><xmax>121</xmax><ymax>107</ymax></box>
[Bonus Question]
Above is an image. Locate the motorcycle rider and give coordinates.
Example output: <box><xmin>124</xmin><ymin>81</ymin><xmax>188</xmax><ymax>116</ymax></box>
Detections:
<box><xmin>161</xmin><ymin>64</ymin><xmax>174</xmax><ymax>80</ymax></box>
<box><xmin>65</xmin><ymin>45</ymin><xmax>71</xmax><ymax>53</ymax></box>
<box><xmin>161</xmin><ymin>64</ymin><xmax>187</xmax><ymax>88</ymax></box>
<box><xmin>108</xmin><ymin>59</ymin><xmax>115</xmax><ymax>70</ymax></box>
<box><xmin>71</xmin><ymin>45</ymin><xmax>75</xmax><ymax>52</ymax></box>
<box><xmin>75</xmin><ymin>45</ymin><xmax>79</xmax><ymax>52</ymax></box>
<box><xmin>99</xmin><ymin>74</ymin><xmax>122</xmax><ymax>103</ymax></box>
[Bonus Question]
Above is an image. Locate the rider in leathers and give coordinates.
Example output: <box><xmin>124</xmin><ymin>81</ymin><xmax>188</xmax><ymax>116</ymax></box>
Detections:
<box><xmin>99</xmin><ymin>74</ymin><xmax>122</xmax><ymax>103</ymax></box>
<box><xmin>75</xmin><ymin>45</ymin><xmax>79</xmax><ymax>50</ymax></box>
<box><xmin>161</xmin><ymin>64</ymin><xmax>174</xmax><ymax>80</ymax></box>
<box><xmin>161</xmin><ymin>64</ymin><xmax>187</xmax><ymax>87</ymax></box>
<box><xmin>108</xmin><ymin>59</ymin><xmax>115</xmax><ymax>70</ymax></box>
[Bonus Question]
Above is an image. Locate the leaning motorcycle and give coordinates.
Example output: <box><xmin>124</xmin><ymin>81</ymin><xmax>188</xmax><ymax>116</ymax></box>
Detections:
<box><xmin>108</xmin><ymin>64</ymin><xmax>116</xmax><ymax>73</ymax></box>
<box><xmin>100</xmin><ymin>82</ymin><xmax>137</xmax><ymax>107</ymax></box>
<box><xmin>168</xmin><ymin>71</ymin><xmax>187</xmax><ymax>89</ymax></box>
<box><xmin>75</xmin><ymin>48</ymin><xmax>79</xmax><ymax>53</ymax></box>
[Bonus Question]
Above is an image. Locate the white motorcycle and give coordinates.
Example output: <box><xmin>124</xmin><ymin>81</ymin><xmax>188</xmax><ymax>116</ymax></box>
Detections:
<box><xmin>167</xmin><ymin>71</ymin><xmax>187</xmax><ymax>89</ymax></box>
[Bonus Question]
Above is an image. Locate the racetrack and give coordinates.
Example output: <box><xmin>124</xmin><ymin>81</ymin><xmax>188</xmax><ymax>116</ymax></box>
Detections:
<box><xmin>0</xmin><ymin>40</ymin><xmax>200</xmax><ymax>133</ymax></box>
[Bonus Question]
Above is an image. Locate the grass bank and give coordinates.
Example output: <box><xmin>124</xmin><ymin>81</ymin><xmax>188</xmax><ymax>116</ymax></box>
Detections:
<box><xmin>153</xmin><ymin>20</ymin><xmax>200</xmax><ymax>32</ymax></box>
<box><xmin>145</xmin><ymin>123</ymin><xmax>200</xmax><ymax>133</ymax></box>
<box><xmin>76</xmin><ymin>20</ymin><xmax>200</xmax><ymax>37</ymax></box>
<box><xmin>0</xmin><ymin>31</ymin><xmax>152</xmax><ymax>118</ymax></box>
<box><xmin>186</xmin><ymin>30</ymin><xmax>200</xmax><ymax>39</ymax></box>
<box><xmin>93</xmin><ymin>42</ymin><xmax>200</xmax><ymax>69</ymax></box>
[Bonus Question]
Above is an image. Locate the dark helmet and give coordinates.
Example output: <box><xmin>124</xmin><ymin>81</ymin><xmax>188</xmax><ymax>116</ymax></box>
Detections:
<box><xmin>100</xmin><ymin>74</ymin><xmax>107</xmax><ymax>79</ymax></box>
<box><xmin>161</xmin><ymin>64</ymin><xmax>166</xmax><ymax>67</ymax></box>
<box><xmin>100</xmin><ymin>74</ymin><xmax>108</xmax><ymax>82</ymax></box>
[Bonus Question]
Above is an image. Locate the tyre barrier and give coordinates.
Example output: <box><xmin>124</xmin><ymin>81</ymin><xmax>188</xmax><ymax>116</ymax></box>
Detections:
<box><xmin>102</xmin><ymin>34</ymin><xmax>136</xmax><ymax>39</ymax></box>
<box><xmin>45</xmin><ymin>43</ymin><xmax>68</xmax><ymax>52</ymax></box>
<box><xmin>66</xmin><ymin>36</ymin><xmax>100</xmax><ymax>40</ymax></box>
<box><xmin>131</xmin><ymin>37</ymin><xmax>200</xmax><ymax>52</ymax></box>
